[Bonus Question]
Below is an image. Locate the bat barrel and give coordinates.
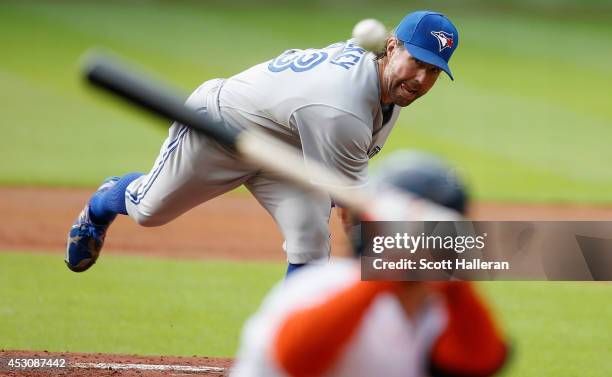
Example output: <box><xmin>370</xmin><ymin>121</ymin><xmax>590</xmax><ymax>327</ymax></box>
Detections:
<box><xmin>83</xmin><ymin>53</ymin><xmax>240</xmax><ymax>148</ymax></box>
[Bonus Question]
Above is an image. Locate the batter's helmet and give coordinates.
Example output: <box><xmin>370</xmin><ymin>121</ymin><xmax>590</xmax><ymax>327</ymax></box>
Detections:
<box><xmin>373</xmin><ymin>150</ymin><xmax>468</xmax><ymax>214</ymax></box>
<box><xmin>349</xmin><ymin>150</ymin><xmax>468</xmax><ymax>256</ymax></box>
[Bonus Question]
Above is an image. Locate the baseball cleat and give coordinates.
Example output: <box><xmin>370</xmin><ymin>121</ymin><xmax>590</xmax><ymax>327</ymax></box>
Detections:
<box><xmin>65</xmin><ymin>176</ymin><xmax>120</xmax><ymax>272</ymax></box>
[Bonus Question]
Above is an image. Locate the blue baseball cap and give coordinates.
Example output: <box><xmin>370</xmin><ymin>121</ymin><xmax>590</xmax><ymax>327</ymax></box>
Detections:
<box><xmin>394</xmin><ymin>11</ymin><xmax>459</xmax><ymax>80</ymax></box>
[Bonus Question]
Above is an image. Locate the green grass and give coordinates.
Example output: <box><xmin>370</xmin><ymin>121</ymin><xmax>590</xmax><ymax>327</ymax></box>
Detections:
<box><xmin>1</xmin><ymin>252</ymin><xmax>611</xmax><ymax>376</ymax></box>
<box><xmin>0</xmin><ymin>251</ymin><xmax>285</xmax><ymax>356</ymax></box>
<box><xmin>480</xmin><ymin>282</ymin><xmax>612</xmax><ymax>377</ymax></box>
<box><xmin>0</xmin><ymin>1</ymin><xmax>611</xmax><ymax>202</ymax></box>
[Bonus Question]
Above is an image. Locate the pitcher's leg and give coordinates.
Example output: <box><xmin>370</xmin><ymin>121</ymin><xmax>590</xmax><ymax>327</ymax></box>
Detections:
<box><xmin>88</xmin><ymin>173</ymin><xmax>144</xmax><ymax>224</ymax></box>
<box><xmin>65</xmin><ymin>77</ymin><xmax>252</xmax><ymax>272</ymax></box>
<box><xmin>246</xmin><ymin>171</ymin><xmax>332</xmax><ymax>271</ymax></box>
<box><xmin>66</xmin><ymin>122</ymin><xmax>254</xmax><ymax>272</ymax></box>
<box><xmin>124</xmin><ymin>125</ymin><xmax>253</xmax><ymax>227</ymax></box>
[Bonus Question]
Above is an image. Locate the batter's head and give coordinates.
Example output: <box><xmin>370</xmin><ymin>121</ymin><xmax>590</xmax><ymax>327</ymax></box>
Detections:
<box><xmin>348</xmin><ymin>151</ymin><xmax>468</xmax><ymax>257</ymax></box>
<box><xmin>373</xmin><ymin>150</ymin><xmax>468</xmax><ymax>214</ymax></box>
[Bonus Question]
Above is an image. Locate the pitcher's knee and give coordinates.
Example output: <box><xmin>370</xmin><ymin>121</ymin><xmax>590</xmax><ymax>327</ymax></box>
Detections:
<box><xmin>130</xmin><ymin>209</ymin><xmax>172</xmax><ymax>227</ymax></box>
<box><xmin>285</xmin><ymin>228</ymin><xmax>331</xmax><ymax>264</ymax></box>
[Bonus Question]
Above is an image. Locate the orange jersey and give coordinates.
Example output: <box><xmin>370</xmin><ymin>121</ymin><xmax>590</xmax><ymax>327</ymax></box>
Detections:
<box><xmin>232</xmin><ymin>259</ymin><xmax>507</xmax><ymax>377</ymax></box>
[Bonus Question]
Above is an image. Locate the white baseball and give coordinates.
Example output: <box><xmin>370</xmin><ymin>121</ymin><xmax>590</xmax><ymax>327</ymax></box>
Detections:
<box><xmin>352</xmin><ymin>19</ymin><xmax>388</xmax><ymax>52</ymax></box>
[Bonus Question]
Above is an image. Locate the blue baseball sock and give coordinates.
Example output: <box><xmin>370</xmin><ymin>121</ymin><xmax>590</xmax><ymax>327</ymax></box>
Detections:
<box><xmin>286</xmin><ymin>263</ymin><xmax>306</xmax><ymax>278</ymax></box>
<box><xmin>89</xmin><ymin>172</ymin><xmax>143</xmax><ymax>225</ymax></box>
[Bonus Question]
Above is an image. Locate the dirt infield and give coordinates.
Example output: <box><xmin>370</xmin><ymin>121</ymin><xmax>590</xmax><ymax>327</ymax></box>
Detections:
<box><xmin>2</xmin><ymin>187</ymin><xmax>612</xmax><ymax>376</ymax></box>
<box><xmin>2</xmin><ymin>187</ymin><xmax>612</xmax><ymax>261</ymax></box>
<box><xmin>0</xmin><ymin>350</ymin><xmax>231</xmax><ymax>376</ymax></box>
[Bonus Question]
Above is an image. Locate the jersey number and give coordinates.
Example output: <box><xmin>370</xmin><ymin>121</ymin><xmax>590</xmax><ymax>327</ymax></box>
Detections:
<box><xmin>268</xmin><ymin>42</ymin><xmax>365</xmax><ymax>73</ymax></box>
<box><xmin>268</xmin><ymin>50</ymin><xmax>329</xmax><ymax>73</ymax></box>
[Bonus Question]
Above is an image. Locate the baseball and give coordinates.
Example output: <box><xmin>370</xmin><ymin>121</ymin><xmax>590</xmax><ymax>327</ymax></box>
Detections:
<box><xmin>352</xmin><ymin>18</ymin><xmax>388</xmax><ymax>52</ymax></box>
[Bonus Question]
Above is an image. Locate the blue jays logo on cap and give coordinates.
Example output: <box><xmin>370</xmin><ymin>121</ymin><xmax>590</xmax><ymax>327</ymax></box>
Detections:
<box><xmin>430</xmin><ymin>31</ymin><xmax>454</xmax><ymax>52</ymax></box>
<box><xmin>394</xmin><ymin>10</ymin><xmax>459</xmax><ymax>80</ymax></box>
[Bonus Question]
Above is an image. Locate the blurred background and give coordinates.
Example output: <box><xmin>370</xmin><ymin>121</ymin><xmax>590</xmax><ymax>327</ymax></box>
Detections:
<box><xmin>0</xmin><ymin>1</ymin><xmax>611</xmax><ymax>376</ymax></box>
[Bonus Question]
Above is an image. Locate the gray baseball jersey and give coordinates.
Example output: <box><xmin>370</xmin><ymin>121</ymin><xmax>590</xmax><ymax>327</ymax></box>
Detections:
<box><xmin>221</xmin><ymin>40</ymin><xmax>400</xmax><ymax>185</ymax></box>
<box><xmin>125</xmin><ymin>40</ymin><xmax>401</xmax><ymax>263</ymax></box>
